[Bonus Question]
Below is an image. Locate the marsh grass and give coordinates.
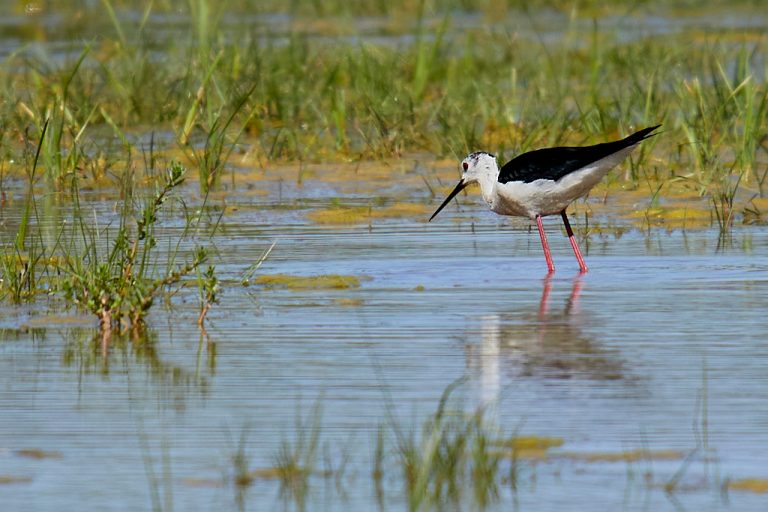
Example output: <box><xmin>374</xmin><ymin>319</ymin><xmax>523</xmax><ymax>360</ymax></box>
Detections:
<box><xmin>1</xmin><ymin>121</ymin><xmax>224</xmax><ymax>340</ymax></box>
<box><xmin>1</xmin><ymin>1</ymin><xmax>764</xmax><ymax>206</ymax></box>
<box><xmin>388</xmin><ymin>378</ymin><xmax>503</xmax><ymax>510</ymax></box>
<box><xmin>139</xmin><ymin>427</ymin><xmax>174</xmax><ymax>512</ymax></box>
<box><xmin>0</xmin><ymin>120</ymin><xmax>52</xmax><ymax>302</ymax></box>
<box><xmin>223</xmin><ymin>400</ymin><xmax>327</xmax><ymax>510</ymax></box>
<box><xmin>59</xmin><ymin>162</ymin><xmax>211</xmax><ymax>338</ymax></box>
<box><xmin>273</xmin><ymin>400</ymin><xmax>323</xmax><ymax>504</ymax></box>
<box><xmin>181</xmin><ymin>82</ymin><xmax>259</xmax><ymax>193</ymax></box>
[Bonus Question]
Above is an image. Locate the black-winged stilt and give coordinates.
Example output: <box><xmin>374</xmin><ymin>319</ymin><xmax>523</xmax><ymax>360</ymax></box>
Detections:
<box><xmin>429</xmin><ymin>125</ymin><xmax>661</xmax><ymax>273</ymax></box>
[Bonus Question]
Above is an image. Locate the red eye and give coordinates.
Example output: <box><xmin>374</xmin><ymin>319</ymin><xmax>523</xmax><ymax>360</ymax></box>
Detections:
<box><xmin>462</xmin><ymin>162</ymin><xmax>468</xmax><ymax>171</ymax></box>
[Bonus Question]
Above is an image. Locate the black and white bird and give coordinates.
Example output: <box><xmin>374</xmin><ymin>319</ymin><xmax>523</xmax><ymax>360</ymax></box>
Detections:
<box><xmin>429</xmin><ymin>125</ymin><xmax>660</xmax><ymax>273</ymax></box>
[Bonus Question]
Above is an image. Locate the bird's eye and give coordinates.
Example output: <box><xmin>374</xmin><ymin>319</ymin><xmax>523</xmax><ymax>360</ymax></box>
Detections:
<box><xmin>462</xmin><ymin>162</ymin><xmax>468</xmax><ymax>171</ymax></box>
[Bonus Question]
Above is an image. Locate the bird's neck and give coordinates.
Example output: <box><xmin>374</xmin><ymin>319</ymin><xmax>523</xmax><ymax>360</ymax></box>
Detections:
<box><xmin>476</xmin><ymin>163</ymin><xmax>500</xmax><ymax>208</ymax></box>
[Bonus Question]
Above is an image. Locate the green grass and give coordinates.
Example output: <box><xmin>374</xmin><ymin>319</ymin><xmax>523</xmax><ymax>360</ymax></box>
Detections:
<box><xmin>386</xmin><ymin>378</ymin><xmax>504</xmax><ymax>510</ymax></box>
<box><xmin>0</xmin><ymin>19</ymin><xmax>763</xmax><ymax>194</ymax></box>
<box><xmin>1</xmin><ymin>2</ymin><xmax>763</xmax><ymax>177</ymax></box>
<box><xmin>59</xmin><ymin>162</ymin><xmax>210</xmax><ymax>337</ymax></box>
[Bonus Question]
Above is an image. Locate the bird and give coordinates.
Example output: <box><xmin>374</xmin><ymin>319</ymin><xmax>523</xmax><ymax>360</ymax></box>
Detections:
<box><xmin>429</xmin><ymin>125</ymin><xmax>661</xmax><ymax>273</ymax></box>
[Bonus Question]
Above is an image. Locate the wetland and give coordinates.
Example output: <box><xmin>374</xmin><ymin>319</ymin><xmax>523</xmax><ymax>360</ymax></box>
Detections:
<box><xmin>1</xmin><ymin>1</ymin><xmax>767</xmax><ymax>511</ymax></box>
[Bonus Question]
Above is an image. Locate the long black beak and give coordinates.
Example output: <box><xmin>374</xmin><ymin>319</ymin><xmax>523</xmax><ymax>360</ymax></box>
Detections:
<box><xmin>429</xmin><ymin>180</ymin><xmax>467</xmax><ymax>222</ymax></box>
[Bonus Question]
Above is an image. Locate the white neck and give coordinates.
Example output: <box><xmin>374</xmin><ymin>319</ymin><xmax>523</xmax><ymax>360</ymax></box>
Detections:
<box><xmin>475</xmin><ymin>159</ymin><xmax>500</xmax><ymax>207</ymax></box>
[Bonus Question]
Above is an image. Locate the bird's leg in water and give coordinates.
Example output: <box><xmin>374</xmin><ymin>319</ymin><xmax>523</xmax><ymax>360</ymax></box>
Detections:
<box><xmin>535</xmin><ymin>215</ymin><xmax>555</xmax><ymax>274</ymax></box>
<box><xmin>561</xmin><ymin>210</ymin><xmax>588</xmax><ymax>273</ymax></box>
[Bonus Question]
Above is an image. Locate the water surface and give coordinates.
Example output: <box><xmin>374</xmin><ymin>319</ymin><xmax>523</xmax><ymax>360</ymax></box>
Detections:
<box><xmin>2</xmin><ymin>193</ymin><xmax>768</xmax><ymax>510</ymax></box>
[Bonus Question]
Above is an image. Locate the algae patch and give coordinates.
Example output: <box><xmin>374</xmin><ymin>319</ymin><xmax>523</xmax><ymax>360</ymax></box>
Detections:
<box><xmin>728</xmin><ymin>478</ymin><xmax>768</xmax><ymax>494</ymax></box>
<box><xmin>560</xmin><ymin>448</ymin><xmax>684</xmax><ymax>463</ymax></box>
<box><xmin>334</xmin><ymin>297</ymin><xmax>364</xmax><ymax>307</ymax></box>
<box><xmin>14</xmin><ymin>449</ymin><xmax>63</xmax><ymax>460</ymax></box>
<box><xmin>0</xmin><ymin>475</ymin><xmax>32</xmax><ymax>485</ymax></box>
<box><xmin>245</xmin><ymin>467</ymin><xmax>283</xmax><ymax>480</ymax></box>
<box><xmin>255</xmin><ymin>274</ymin><xmax>368</xmax><ymax>290</ymax></box>
<box><xmin>181</xmin><ymin>477</ymin><xmax>223</xmax><ymax>488</ymax></box>
<box><xmin>625</xmin><ymin>205</ymin><xmax>712</xmax><ymax>229</ymax></box>
<box><xmin>495</xmin><ymin>436</ymin><xmax>564</xmax><ymax>460</ymax></box>
<box><xmin>307</xmin><ymin>202</ymin><xmax>431</xmax><ymax>224</ymax></box>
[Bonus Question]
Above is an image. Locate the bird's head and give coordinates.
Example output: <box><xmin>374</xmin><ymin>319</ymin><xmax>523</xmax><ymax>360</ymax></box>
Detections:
<box><xmin>429</xmin><ymin>152</ymin><xmax>497</xmax><ymax>221</ymax></box>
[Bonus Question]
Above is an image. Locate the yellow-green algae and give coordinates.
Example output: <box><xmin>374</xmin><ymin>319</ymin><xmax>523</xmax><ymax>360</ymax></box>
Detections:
<box><xmin>624</xmin><ymin>205</ymin><xmax>713</xmax><ymax>229</ymax></box>
<box><xmin>559</xmin><ymin>448</ymin><xmax>684</xmax><ymax>462</ymax></box>
<box><xmin>495</xmin><ymin>436</ymin><xmax>565</xmax><ymax>460</ymax></box>
<box><xmin>181</xmin><ymin>477</ymin><xmax>223</xmax><ymax>488</ymax></box>
<box><xmin>255</xmin><ymin>274</ymin><xmax>367</xmax><ymax>290</ymax></box>
<box><xmin>728</xmin><ymin>478</ymin><xmax>768</xmax><ymax>494</ymax></box>
<box><xmin>307</xmin><ymin>202</ymin><xmax>431</xmax><ymax>224</ymax></box>
<box><xmin>234</xmin><ymin>466</ymin><xmax>310</xmax><ymax>487</ymax></box>
<box><xmin>246</xmin><ymin>467</ymin><xmax>283</xmax><ymax>480</ymax></box>
<box><xmin>334</xmin><ymin>298</ymin><xmax>364</xmax><ymax>307</ymax></box>
<box><xmin>14</xmin><ymin>449</ymin><xmax>63</xmax><ymax>460</ymax></box>
<box><xmin>0</xmin><ymin>475</ymin><xmax>32</xmax><ymax>485</ymax></box>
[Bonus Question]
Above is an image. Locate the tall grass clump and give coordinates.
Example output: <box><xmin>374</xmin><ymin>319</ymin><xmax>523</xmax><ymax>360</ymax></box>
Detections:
<box><xmin>390</xmin><ymin>379</ymin><xmax>502</xmax><ymax>510</ymax></box>
<box><xmin>0</xmin><ymin>120</ymin><xmax>52</xmax><ymax>302</ymax></box>
<box><xmin>673</xmin><ymin>41</ymin><xmax>767</xmax><ymax>231</ymax></box>
<box><xmin>60</xmin><ymin>162</ymin><xmax>210</xmax><ymax>338</ymax></box>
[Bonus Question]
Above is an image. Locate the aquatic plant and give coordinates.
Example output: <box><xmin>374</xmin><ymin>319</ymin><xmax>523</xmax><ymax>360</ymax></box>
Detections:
<box><xmin>254</xmin><ymin>273</ymin><xmax>366</xmax><ymax>290</ymax></box>
<box><xmin>180</xmin><ymin>82</ymin><xmax>259</xmax><ymax>193</ymax></box>
<box><xmin>60</xmin><ymin>162</ymin><xmax>209</xmax><ymax>337</ymax></box>
<box><xmin>389</xmin><ymin>378</ymin><xmax>503</xmax><ymax>510</ymax></box>
<box><xmin>196</xmin><ymin>264</ymin><xmax>219</xmax><ymax>328</ymax></box>
<box><xmin>273</xmin><ymin>400</ymin><xmax>323</xmax><ymax>506</ymax></box>
<box><xmin>222</xmin><ymin>401</ymin><xmax>326</xmax><ymax>510</ymax></box>
<box><xmin>0</xmin><ymin>120</ymin><xmax>51</xmax><ymax>302</ymax></box>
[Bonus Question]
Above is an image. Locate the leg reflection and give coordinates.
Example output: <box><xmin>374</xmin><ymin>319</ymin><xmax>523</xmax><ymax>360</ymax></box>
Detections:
<box><xmin>538</xmin><ymin>275</ymin><xmax>553</xmax><ymax>319</ymax></box>
<box><xmin>476</xmin><ymin>315</ymin><xmax>501</xmax><ymax>414</ymax></box>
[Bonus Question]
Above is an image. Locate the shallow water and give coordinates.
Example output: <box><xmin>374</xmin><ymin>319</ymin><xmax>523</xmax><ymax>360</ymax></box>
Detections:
<box><xmin>1</xmin><ymin>3</ymin><xmax>768</xmax><ymax>509</ymax></box>
<box><xmin>2</xmin><ymin>186</ymin><xmax>768</xmax><ymax>511</ymax></box>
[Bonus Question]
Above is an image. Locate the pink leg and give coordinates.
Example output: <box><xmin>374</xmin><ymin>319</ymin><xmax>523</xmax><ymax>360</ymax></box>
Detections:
<box><xmin>561</xmin><ymin>210</ymin><xmax>588</xmax><ymax>273</ymax></box>
<box><xmin>535</xmin><ymin>215</ymin><xmax>555</xmax><ymax>274</ymax></box>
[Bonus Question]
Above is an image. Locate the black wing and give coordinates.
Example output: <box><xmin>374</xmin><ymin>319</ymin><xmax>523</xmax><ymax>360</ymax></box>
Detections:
<box><xmin>498</xmin><ymin>125</ymin><xmax>660</xmax><ymax>184</ymax></box>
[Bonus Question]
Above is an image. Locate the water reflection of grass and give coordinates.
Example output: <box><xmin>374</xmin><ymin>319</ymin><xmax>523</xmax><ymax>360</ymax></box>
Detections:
<box><xmin>117</xmin><ymin>375</ymin><xmax>765</xmax><ymax>509</ymax></box>
<box><xmin>61</xmin><ymin>328</ymin><xmax>210</xmax><ymax>393</ymax></box>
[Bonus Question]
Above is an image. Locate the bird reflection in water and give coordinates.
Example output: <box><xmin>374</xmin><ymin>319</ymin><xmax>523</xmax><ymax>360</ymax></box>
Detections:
<box><xmin>468</xmin><ymin>275</ymin><xmax>626</xmax><ymax>409</ymax></box>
